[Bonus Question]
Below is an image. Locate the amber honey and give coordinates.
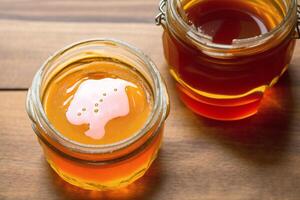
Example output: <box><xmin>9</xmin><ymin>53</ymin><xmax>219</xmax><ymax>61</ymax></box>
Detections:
<box><xmin>160</xmin><ymin>0</ymin><xmax>297</xmax><ymax>120</ymax></box>
<box><xmin>26</xmin><ymin>39</ymin><xmax>169</xmax><ymax>190</ymax></box>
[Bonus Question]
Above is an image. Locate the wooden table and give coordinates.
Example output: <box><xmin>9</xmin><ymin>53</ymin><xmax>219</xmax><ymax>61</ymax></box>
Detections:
<box><xmin>0</xmin><ymin>1</ymin><xmax>299</xmax><ymax>199</ymax></box>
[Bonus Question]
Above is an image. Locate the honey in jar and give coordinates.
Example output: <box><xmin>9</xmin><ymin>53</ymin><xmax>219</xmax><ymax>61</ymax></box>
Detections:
<box><xmin>157</xmin><ymin>0</ymin><xmax>299</xmax><ymax>120</ymax></box>
<box><xmin>43</xmin><ymin>61</ymin><xmax>153</xmax><ymax>145</ymax></box>
<box><xmin>26</xmin><ymin>39</ymin><xmax>169</xmax><ymax>190</ymax></box>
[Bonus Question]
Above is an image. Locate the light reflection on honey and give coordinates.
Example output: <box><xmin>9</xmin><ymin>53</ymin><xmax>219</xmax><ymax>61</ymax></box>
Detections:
<box><xmin>198</xmin><ymin>73</ymin><xmax>293</xmax><ymax>163</ymax></box>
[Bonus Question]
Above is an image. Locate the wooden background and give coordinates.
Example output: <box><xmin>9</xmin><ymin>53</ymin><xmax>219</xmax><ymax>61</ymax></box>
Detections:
<box><xmin>0</xmin><ymin>0</ymin><xmax>300</xmax><ymax>199</ymax></box>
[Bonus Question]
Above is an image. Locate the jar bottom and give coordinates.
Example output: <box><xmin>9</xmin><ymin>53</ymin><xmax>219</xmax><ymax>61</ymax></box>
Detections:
<box><xmin>45</xmin><ymin>152</ymin><xmax>159</xmax><ymax>191</ymax></box>
<box><xmin>173</xmin><ymin>65</ymin><xmax>289</xmax><ymax>121</ymax></box>
<box><xmin>39</xmin><ymin>128</ymin><xmax>163</xmax><ymax>191</ymax></box>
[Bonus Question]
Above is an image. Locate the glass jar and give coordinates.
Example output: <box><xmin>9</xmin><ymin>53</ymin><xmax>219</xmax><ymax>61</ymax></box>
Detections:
<box><xmin>26</xmin><ymin>39</ymin><xmax>169</xmax><ymax>190</ymax></box>
<box><xmin>156</xmin><ymin>0</ymin><xmax>300</xmax><ymax>120</ymax></box>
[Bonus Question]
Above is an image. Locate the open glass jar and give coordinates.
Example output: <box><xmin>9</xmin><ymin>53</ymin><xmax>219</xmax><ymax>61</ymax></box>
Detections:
<box><xmin>26</xmin><ymin>39</ymin><xmax>169</xmax><ymax>190</ymax></box>
<box><xmin>156</xmin><ymin>0</ymin><xmax>299</xmax><ymax>120</ymax></box>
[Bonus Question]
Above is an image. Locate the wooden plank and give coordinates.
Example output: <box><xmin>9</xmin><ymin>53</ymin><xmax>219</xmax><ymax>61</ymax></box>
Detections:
<box><xmin>0</xmin><ymin>20</ymin><xmax>166</xmax><ymax>89</ymax></box>
<box><xmin>0</xmin><ymin>0</ymin><xmax>158</xmax><ymax>23</ymax></box>
<box><xmin>1</xmin><ymin>1</ymin><xmax>300</xmax><ymax>198</ymax></box>
<box><xmin>0</xmin><ymin>70</ymin><xmax>300</xmax><ymax>199</ymax></box>
<box><xmin>0</xmin><ymin>20</ymin><xmax>299</xmax><ymax>89</ymax></box>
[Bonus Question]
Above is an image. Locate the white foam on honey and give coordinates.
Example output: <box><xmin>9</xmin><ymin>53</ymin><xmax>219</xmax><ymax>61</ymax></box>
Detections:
<box><xmin>66</xmin><ymin>78</ymin><xmax>136</xmax><ymax>140</ymax></box>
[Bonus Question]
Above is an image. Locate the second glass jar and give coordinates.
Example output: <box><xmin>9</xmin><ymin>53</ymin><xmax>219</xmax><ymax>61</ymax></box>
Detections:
<box><xmin>157</xmin><ymin>0</ymin><xmax>299</xmax><ymax>120</ymax></box>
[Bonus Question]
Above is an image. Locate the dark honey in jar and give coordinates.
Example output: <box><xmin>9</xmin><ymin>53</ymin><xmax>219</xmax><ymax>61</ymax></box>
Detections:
<box><xmin>157</xmin><ymin>0</ymin><xmax>299</xmax><ymax>120</ymax></box>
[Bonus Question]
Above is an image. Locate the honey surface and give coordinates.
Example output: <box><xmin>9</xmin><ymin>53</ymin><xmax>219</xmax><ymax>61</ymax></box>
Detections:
<box><xmin>185</xmin><ymin>0</ymin><xmax>270</xmax><ymax>44</ymax></box>
<box><xmin>43</xmin><ymin>60</ymin><xmax>153</xmax><ymax>145</ymax></box>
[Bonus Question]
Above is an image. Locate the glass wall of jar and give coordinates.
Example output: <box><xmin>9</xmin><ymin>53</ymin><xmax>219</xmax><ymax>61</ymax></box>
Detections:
<box><xmin>156</xmin><ymin>0</ymin><xmax>299</xmax><ymax>120</ymax></box>
<box><xmin>26</xmin><ymin>39</ymin><xmax>169</xmax><ymax>190</ymax></box>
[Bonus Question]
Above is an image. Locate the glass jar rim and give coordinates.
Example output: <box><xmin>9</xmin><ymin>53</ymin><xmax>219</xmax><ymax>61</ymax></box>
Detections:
<box><xmin>167</xmin><ymin>0</ymin><xmax>297</xmax><ymax>50</ymax></box>
<box><xmin>27</xmin><ymin>38</ymin><xmax>169</xmax><ymax>155</ymax></box>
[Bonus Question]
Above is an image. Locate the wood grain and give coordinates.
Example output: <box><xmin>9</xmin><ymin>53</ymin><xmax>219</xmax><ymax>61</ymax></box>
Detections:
<box><xmin>1</xmin><ymin>0</ymin><xmax>300</xmax><ymax>199</ymax></box>
<box><xmin>0</xmin><ymin>20</ymin><xmax>165</xmax><ymax>89</ymax></box>
<box><xmin>0</xmin><ymin>0</ymin><xmax>158</xmax><ymax>23</ymax></box>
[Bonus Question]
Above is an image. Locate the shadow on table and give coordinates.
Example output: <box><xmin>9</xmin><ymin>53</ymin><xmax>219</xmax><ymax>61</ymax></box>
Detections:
<box><xmin>196</xmin><ymin>72</ymin><xmax>296</xmax><ymax>166</ymax></box>
<box><xmin>45</xmin><ymin>157</ymin><xmax>163</xmax><ymax>200</ymax></box>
